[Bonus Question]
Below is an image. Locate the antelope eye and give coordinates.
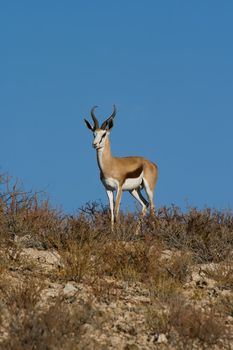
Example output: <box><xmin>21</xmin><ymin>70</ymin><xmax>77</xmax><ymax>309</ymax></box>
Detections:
<box><xmin>100</xmin><ymin>132</ymin><xmax>106</xmax><ymax>142</ymax></box>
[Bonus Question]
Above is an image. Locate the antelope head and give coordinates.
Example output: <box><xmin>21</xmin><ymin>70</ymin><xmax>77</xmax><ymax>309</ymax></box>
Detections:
<box><xmin>84</xmin><ymin>105</ymin><xmax>117</xmax><ymax>150</ymax></box>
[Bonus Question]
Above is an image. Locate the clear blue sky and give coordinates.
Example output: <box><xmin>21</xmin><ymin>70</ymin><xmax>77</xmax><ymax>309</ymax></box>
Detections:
<box><xmin>0</xmin><ymin>1</ymin><xmax>232</xmax><ymax>213</ymax></box>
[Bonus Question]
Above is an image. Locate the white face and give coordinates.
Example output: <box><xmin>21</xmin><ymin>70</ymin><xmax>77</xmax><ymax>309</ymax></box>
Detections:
<box><xmin>92</xmin><ymin>129</ymin><xmax>108</xmax><ymax>150</ymax></box>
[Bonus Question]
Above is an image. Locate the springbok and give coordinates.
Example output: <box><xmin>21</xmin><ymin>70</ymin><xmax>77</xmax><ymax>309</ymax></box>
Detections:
<box><xmin>84</xmin><ymin>105</ymin><xmax>158</xmax><ymax>231</ymax></box>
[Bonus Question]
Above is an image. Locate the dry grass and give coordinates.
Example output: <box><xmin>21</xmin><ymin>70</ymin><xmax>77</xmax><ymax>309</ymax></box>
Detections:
<box><xmin>205</xmin><ymin>260</ymin><xmax>233</xmax><ymax>290</ymax></box>
<box><xmin>0</xmin><ymin>174</ymin><xmax>233</xmax><ymax>349</ymax></box>
<box><xmin>168</xmin><ymin>297</ymin><xmax>226</xmax><ymax>346</ymax></box>
<box><xmin>1</xmin><ymin>283</ymin><xmax>97</xmax><ymax>350</ymax></box>
<box><xmin>147</xmin><ymin>295</ymin><xmax>228</xmax><ymax>348</ymax></box>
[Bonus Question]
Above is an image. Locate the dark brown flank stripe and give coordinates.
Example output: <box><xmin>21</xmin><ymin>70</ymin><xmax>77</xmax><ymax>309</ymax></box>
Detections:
<box><xmin>124</xmin><ymin>166</ymin><xmax>143</xmax><ymax>180</ymax></box>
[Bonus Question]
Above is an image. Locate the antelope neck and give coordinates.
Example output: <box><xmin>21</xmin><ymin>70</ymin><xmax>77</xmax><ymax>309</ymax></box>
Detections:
<box><xmin>96</xmin><ymin>135</ymin><xmax>113</xmax><ymax>172</ymax></box>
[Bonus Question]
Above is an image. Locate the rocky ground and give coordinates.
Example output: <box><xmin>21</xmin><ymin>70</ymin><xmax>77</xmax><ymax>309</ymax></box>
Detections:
<box><xmin>0</xmin><ymin>182</ymin><xmax>233</xmax><ymax>349</ymax></box>
<box><xmin>0</xmin><ymin>239</ymin><xmax>233</xmax><ymax>350</ymax></box>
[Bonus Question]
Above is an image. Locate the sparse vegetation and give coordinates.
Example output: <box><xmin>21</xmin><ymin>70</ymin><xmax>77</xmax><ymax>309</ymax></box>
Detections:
<box><xmin>0</xmin><ymin>174</ymin><xmax>233</xmax><ymax>349</ymax></box>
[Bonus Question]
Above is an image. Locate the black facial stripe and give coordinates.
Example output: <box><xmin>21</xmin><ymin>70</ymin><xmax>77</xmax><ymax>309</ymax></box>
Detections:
<box><xmin>100</xmin><ymin>133</ymin><xmax>106</xmax><ymax>142</ymax></box>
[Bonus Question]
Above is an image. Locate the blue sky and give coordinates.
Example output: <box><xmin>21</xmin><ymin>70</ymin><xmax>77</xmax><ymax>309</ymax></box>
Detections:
<box><xmin>0</xmin><ymin>1</ymin><xmax>232</xmax><ymax>213</ymax></box>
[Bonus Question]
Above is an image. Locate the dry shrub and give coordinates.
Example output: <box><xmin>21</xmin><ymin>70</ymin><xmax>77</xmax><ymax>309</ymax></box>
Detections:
<box><xmin>0</xmin><ymin>255</ymin><xmax>10</xmax><ymax>275</ymax></box>
<box><xmin>2</xmin><ymin>297</ymin><xmax>96</xmax><ymax>350</ymax></box>
<box><xmin>150</xmin><ymin>206</ymin><xmax>233</xmax><ymax>263</ymax></box>
<box><xmin>2</xmin><ymin>279</ymin><xmax>43</xmax><ymax>312</ymax></box>
<box><xmin>169</xmin><ymin>297</ymin><xmax>226</xmax><ymax>346</ymax></box>
<box><xmin>79</xmin><ymin>201</ymin><xmax>112</xmax><ymax>237</ymax></box>
<box><xmin>205</xmin><ymin>261</ymin><xmax>233</xmax><ymax>290</ymax></box>
<box><xmin>0</xmin><ymin>278</ymin><xmax>44</xmax><ymax>347</ymax></box>
<box><xmin>149</xmin><ymin>277</ymin><xmax>181</xmax><ymax>304</ymax></box>
<box><xmin>147</xmin><ymin>250</ymin><xmax>191</xmax><ymax>302</ymax></box>
<box><xmin>146</xmin><ymin>303</ymin><xmax>170</xmax><ymax>335</ymax></box>
<box><xmin>0</xmin><ymin>175</ymin><xmax>63</xmax><ymax>250</ymax></box>
<box><xmin>217</xmin><ymin>294</ymin><xmax>233</xmax><ymax>318</ymax></box>
<box><xmin>90</xmin><ymin>278</ymin><xmax>121</xmax><ymax>303</ymax></box>
<box><xmin>1</xmin><ymin>173</ymin><xmax>233</xmax><ymax>348</ymax></box>
<box><xmin>1</xmin><ymin>174</ymin><xmax>233</xmax><ymax>266</ymax></box>
<box><xmin>95</xmin><ymin>241</ymin><xmax>149</xmax><ymax>282</ymax></box>
<box><xmin>147</xmin><ymin>295</ymin><xmax>227</xmax><ymax>347</ymax></box>
<box><xmin>0</xmin><ymin>274</ymin><xmax>99</xmax><ymax>350</ymax></box>
<box><xmin>58</xmin><ymin>239</ymin><xmax>95</xmax><ymax>282</ymax></box>
<box><xmin>0</xmin><ymin>245</ymin><xmax>35</xmax><ymax>277</ymax></box>
<box><xmin>147</xmin><ymin>255</ymin><xmax>181</xmax><ymax>302</ymax></box>
<box><xmin>161</xmin><ymin>251</ymin><xmax>193</xmax><ymax>284</ymax></box>
<box><xmin>80</xmin><ymin>202</ymin><xmax>146</xmax><ymax>241</ymax></box>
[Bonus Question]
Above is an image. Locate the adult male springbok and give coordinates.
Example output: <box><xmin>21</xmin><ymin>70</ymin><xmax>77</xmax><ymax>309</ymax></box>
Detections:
<box><xmin>84</xmin><ymin>105</ymin><xmax>158</xmax><ymax>231</ymax></box>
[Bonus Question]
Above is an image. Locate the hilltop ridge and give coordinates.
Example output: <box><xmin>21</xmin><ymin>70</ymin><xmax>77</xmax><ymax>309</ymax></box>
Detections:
<box><xmin>0</xmin><ymin>177</ymin><xmax>233</xmax><ymax>349</ymax></box>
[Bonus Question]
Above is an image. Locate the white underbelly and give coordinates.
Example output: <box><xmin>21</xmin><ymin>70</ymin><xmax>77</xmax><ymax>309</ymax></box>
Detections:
<box><xmin>122</xmin><ymin>175</ymin><xmax>143</xmax><ymax>190</ymax></box>
<box><xmin>102</xmin><ymin>173</ymin><xmax>143</xmax><ymax>191</ymax></box>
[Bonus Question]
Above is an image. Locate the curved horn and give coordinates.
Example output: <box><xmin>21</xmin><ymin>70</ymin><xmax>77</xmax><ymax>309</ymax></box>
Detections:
<box><xmin>101</xmin><ymin>105</ymin><xmax>117</xmax><ymax>129</ymax></box>
<box><xmin>90</xmin><ymin>106</ymin><xmax>99</xmax><ymax>130</ymax></box>
<box><xmin>108</xmin><ymin>104</ymin><xmax>117</xmax><ymax>120</ymax></box>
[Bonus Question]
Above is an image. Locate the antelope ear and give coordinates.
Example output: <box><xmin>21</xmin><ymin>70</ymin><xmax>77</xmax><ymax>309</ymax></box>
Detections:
<box><xmin>101</xmin><ymin>118</ymin><xmax>114</xmax><ymax>130</ymax></box>
<box><xmin>84</xmin><ymin>119</ymin><xmax>93</xmax><ymax>131</ymax></box>
<box><xmin>101</xmin><ymin>121</ymin><xmax>108</xmax><ymax>130</ymax></box>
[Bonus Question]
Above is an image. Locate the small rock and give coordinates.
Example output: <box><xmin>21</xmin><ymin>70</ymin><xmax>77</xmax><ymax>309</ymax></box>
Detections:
<box><xmin>21</xmin><ymin>248</ymin><xmax>61</xmax><ymax>269</ymax></box>
<box><xmin>226</xmin><ymin>316</ymin><xmax>233</xmax><ymax>324</ymax></box>
<box><xmin>196</xmin><ymin>279</ymin><xmax>208</xmax><ymax>288</ymax></box>
<box><xmin>63</xmin><ymin>282</ymin><xmax>78</xmax><ymax>296</ymax></box>
<box><xmin>124</xmin><ymin>344</ymin><xmax>139</xmax><ymax>350</ymax></box>
<box><xmin>208</xmin><ymin>288</ymin><xmax>219</xmax><ymax>297</ymax></box>
<box><xmin>191</xmin><ymin>271</ymin><xmax>201</xmax><ymax>282</ymax></box>
<box><xmin>157</xmin><ymin>333</ymin><xmax>168</xmax><ymax>344</ymax></box>
<box><xmin>196</xmin><ymin>277</ymin><xmax>216</xmax><ymax>289</ymax></box>
<box><xmin>110</xmin><ymin>335</ymin><xmax>125</xmax><ymax>348</ymax></box>
<box><xmin>160</xmin><ymin>249</ymin><xmax>174</xmax><ymax>261</ymax></box>
<box><xmin>221</xmin><ymin>289</ymin><xmax>232</xmax><ymax>297</ymax></box>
